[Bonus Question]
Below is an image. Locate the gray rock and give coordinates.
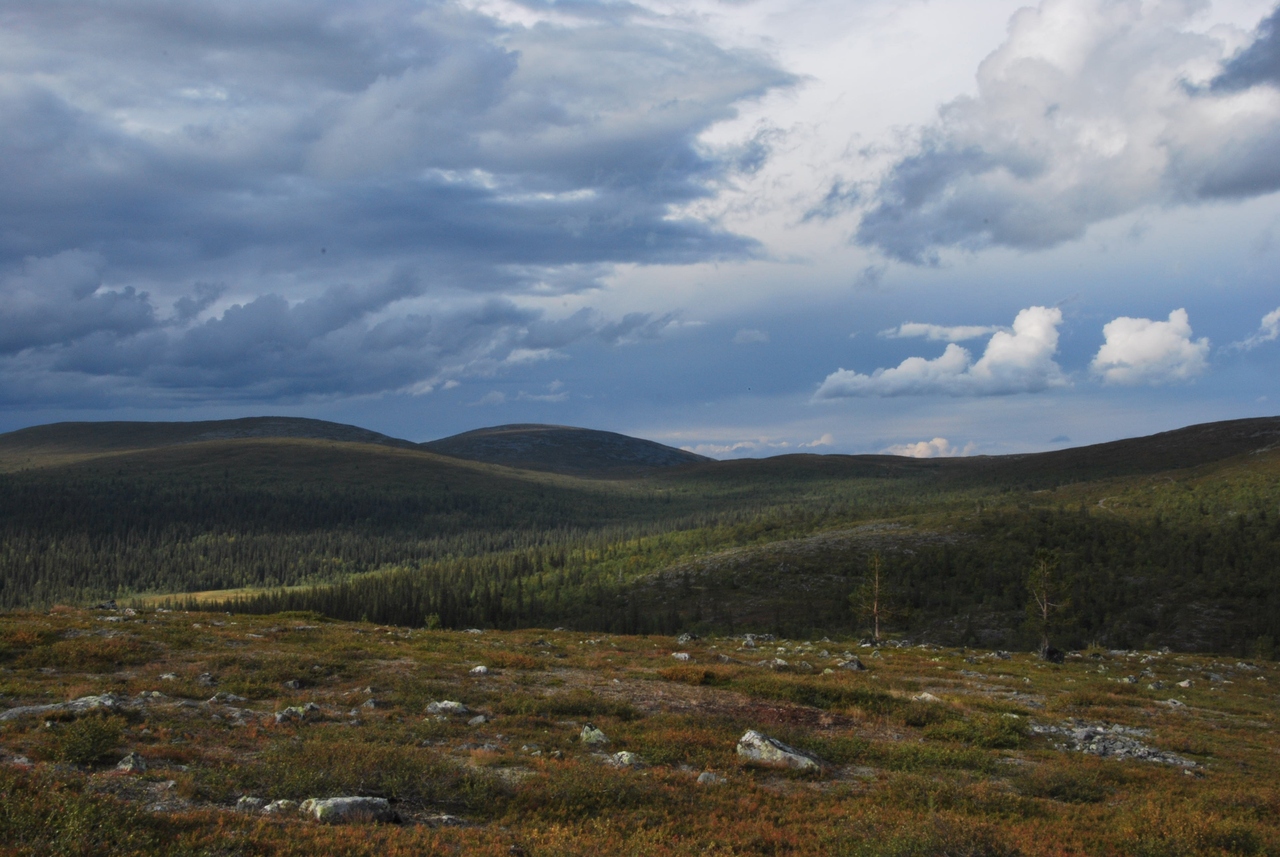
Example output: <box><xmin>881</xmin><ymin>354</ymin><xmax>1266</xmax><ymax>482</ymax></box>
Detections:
<box><xmin>425</xmin><ymin>700</ymin><xmax>469</xmax><ymax>716</ymax></box>
<box><xmin>696</xmin><ymin>771</ymin><xmax>724</xmax><ymax>785</ymax></box>
<box><xmin>301</xmin><ymin>796</ymin><xmax>397</xmax><ymax>824</ymax></box>
<box><xmin>236</xmin><ymin>796</ymin><xmax>267</xmax><ymax>812</ymax></box>
<box><xmin>735</xmin><ymin>730</ymin><xmax>823</xmax><ymax>772</ymax></box>
<box><xmin>468</xmin><ymin>714</ymin><xmax>489</xmax><ymax>726</ymax></box>
<box><xmin>0</xmin><ymin>693</ymin><xmax>127</xmax><ymax>722</ymax></box>
<box><xmin>116</xmin><ymin>752</ymin><xmax>147</xmax><ymax>773</ymax></box>
<box><xmin>607</xmin><ymin>751</ymin><xmax>642</xmax><ymax>768</ymax></box>
<box><xmin>159</xmin><ymin>673</ymin><xmax>178</xmax><ymax>682</ymax></box>
<box><xmin>275</xmin><ymin>702</ymin><xmax>321</xmax><ymax>724</ymax></box>
<box><xmin>671</xmin><ymin>652</ymin><xmax>692</xmax><ymax>662</ymax></box>
<box><xmin>1177</xmin><ymin>679</ymin><xmax>1193</xmax><ymax>688</ymax></box>
<box><xmin>196</xmin><ymin>673</ymin><xmax>216</xmax><ymax>687</ymax></box>
<box><xmin>209</xmin><ymin>692</ymin><xmax>247</xmax><ymax>704</ymax></box>
<box><xmin>580</xmin><ymin>723</ymin><xmax>609</xmax><ymax>746</ymax></box>
<box><xmin>1031</xmin><ymin>720</ymin><xmax>1195</xmax><ymax>766</ymax></box>
<box><xmin>283</xmin><ymin>680</ymin><xmax>302</xmax><ymax>690</ymax></box>
<box><xmin>469</xmin><ymin>665</ymin><xmax>489</xmax><ymax>676</ymax></box>
<box><xmin>262</xmin><ymin>799</ymin><xmax>299</xmax><ymax>815</ymax></box>
<box><xmin>837</xmin><ymin>657</ymin><xmax>866</xmax><ymax>671</ymax></box>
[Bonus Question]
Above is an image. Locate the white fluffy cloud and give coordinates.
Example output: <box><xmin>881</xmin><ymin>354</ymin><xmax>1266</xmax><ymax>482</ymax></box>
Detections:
<box><xmin>883</xmin><ymin>437</ymin><xmax>975</xmax><ymax>458</ymax></box>
<box><xmin>733</xmin><ymin>328</ymin><xmax>770</xmax><ymax>344</ymax></box>
<box><xmin>879</xmin><ymin>322</ymin><xmax>1000</xmax><ymax>342</ymax></box>
<box><xmin>854</xmin><ymin>0</ymin><xmax>1280</xmax><ymax>262</ymax></box>
<box><xmin>1231</xmin><ymin>307</ymin><xmax>1280</xmax><ymax>350</ymax></box>
<box><xmin>815</xmin><ymin>306</ymin><xmax>1066</xmax><ymax>398</ymax></box>
<box><xmin>1091</xmin><ymin>308</ymin><xmax>1209</xmax><ymax>384</ymax></box>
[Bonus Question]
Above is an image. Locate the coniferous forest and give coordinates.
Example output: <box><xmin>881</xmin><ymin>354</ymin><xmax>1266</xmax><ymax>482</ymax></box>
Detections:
<box><xmin>1</xmin><ymin>417</ymin><xmax>1278</xmax><ymax>656</ymax></box>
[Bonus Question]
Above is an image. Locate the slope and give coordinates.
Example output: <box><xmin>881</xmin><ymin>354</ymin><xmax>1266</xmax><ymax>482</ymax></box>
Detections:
<box><xmin>421</xmin><ymin>423</ymin><xmax>710</xmax><ymax>475</ymax></box>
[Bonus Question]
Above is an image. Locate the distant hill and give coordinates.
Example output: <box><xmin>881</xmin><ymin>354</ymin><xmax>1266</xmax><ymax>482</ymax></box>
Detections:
<box><xmin>0</xmin><ymin>417</ymin><xmax>417</xmax><ymax>471</ymax></box>
<box><xmin>420</xmin><ymin>423</ymin><xmax>710</xmax><ymax>475</ymax></box>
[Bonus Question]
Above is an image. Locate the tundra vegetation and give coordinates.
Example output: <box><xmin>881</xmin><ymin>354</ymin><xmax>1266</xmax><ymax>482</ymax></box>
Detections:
<box><xmin>0</xmin><ymin>609</ymin><xmax>1276</xmax><ymax>855</ymax></box>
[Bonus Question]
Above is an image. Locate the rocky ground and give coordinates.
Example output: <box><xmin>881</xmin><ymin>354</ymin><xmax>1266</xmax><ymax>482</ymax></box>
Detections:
<box><xmin>1</xmin><ymin>606</ymin><xmax>1277</xmax><ymax>856</ymax></box>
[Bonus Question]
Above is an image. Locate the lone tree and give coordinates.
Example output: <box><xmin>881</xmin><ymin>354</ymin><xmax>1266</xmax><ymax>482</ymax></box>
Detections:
<box><xmin>850</xmin><ymin>551</ymin><xmax>900</xmax><ymax>643</ymax></box>
<box><xmin>1026</xmin><ymin>549</ymin><xmax>1069</xmax><ymax>660</ymax></box>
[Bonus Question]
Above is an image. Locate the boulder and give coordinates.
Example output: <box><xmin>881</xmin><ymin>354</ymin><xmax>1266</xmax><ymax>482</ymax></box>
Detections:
<box><xmin>469</xmin><ymin>666</ymin><xmax>489</xmax><ymax>676</ymax></box>
<box><xmin>735</xmin><ymin>730</ymin><xmax>823</xmax><ymax>772</ymax></box>
<box><xmin>468</xmin><ymin>714</ymin><xmax>489</xmax><ymax>726</ymax></box>
<box><xmin>275</xmin><ymin>702</ymin><xmax>321</xmax><ymax>724</ymax></box>
<box><xmin>607</xmin><ymin>751</ymin><xmax>642</xmax><ymax>768</ymax></box>
<box><xmin>262</xmin><ymin>799</ymin><xmax>299</xmax><ymax>815</ymax></box>
<box><xmin>0</xmin><ymin>693</ymin><xmax>126</xmax><ymax>722</ymax></box>
<box><xmin>837</xmin><ymin>657</ymin><xmax>866</xmax><ymax>671</ymax></box>
<box><xmin>696</xmin><ymin>771</ymin><xmax>724</xmax><ymax>785</ymax></box>
<box><xmin>236</xmin><ymin>796</ymin><xmax>267</xmax><ymax>812</ymax></box>
<box><xmin>912</xmin><ymin>692</ymin><xmax>942</xmax><ymax>703</ymax></box>
<box><xmin>425</xmin><ymin>700</ymin><xmax>469</xmax><ymax>716</ymax></box>
<box><xmin>300</xmin><ymin>796</ymin><xmax>397</xmax><ymax>824</ymax></box>
<box><xmin>580</xmin><ymin>723</ymin><xmax>609</xmax><ymax>746</ymax></box>
<box><xmin>671</xmin><ymin>652</ymin><xmax>692</xmax><ymax>662</ymax></box>
<box><xmin>116</xmin><ymin>752</ymin><xmax>147</xmax><ymax>773</ymax></box>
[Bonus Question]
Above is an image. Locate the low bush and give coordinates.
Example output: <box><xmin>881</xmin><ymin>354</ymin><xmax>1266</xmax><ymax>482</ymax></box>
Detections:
<box><xmin>41</xmin><ymin>714</ymin><xmax>126</xmax><ymax>765</ymax></box>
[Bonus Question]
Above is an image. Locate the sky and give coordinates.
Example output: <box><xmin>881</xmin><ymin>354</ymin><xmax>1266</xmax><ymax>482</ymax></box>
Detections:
<box><xmin>1</xmin><ymin>0</ymin><xmax>1278</xmax><ymax>458</ymax></box>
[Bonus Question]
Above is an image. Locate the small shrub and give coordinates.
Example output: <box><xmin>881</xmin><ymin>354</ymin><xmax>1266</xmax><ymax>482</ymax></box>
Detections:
<box><xmin>43</xmin><ymin>715</ymin><xmax>125</xmax><ymax>765</ymax></box>
<box><xmin>1017</xmin><ymin>766</ymin><xmax>1111</xmax><ymax>803</ymax></box>
<box><xmin>657</xmin><ymin>664</ymin><xmax>734</xmax><ymax>686</ymax></box>
<box><xmin>924</xmin><ymin>715</ymin><xmax>1027</xmax><ymax>749</ymax></box>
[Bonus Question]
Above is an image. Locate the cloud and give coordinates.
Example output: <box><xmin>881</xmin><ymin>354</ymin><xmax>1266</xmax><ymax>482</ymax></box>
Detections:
<box><xmin>733</xmin><ymin>328</ymin><xmax>770</xmax><ymax>345</ymax></box>
<box><xmin>1212</xmin><ymin>5</ymin><xmax>1280</xmax><ymax>91</ymax></box>
<box><xmin>880</xmin><ymin>322</ymin><xmax>1001</xmax><ymax>342</ymax></box>
<box><xmin>0</xmin><ymin>1</ymin><xmax>794</xmax><ymax>406</ymax></box>
<box><xmin>1091</xmin><ymin>308</ymin><xmax>1209</xmax><ymax>385</ymax></box>
<box><xmin>815</xmin><ymin>306</ymin><xmax>1066</xmax><ymax>398</ymax></box>
<box><xmin>850</xmin><ymin>0</ymin><xmax>1280</xmax><ymax>262</ymax></box>
<box><xmin>799</xmin><ymin>433</ymin><xmax>834</xmax><ymax>448</ymax></box>
<box><xmin>1230</xmin><ymin>307</ymin><xmax>1280</xmax><ymax>350</ymax></box>
<box><xmin>883</xmin><ymin>437</ymin><xmax>974</xmax><ymax>458</ymax></box>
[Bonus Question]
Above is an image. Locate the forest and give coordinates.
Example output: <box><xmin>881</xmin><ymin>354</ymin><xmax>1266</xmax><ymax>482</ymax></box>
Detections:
<box><xmin>1</xmin><ymin>417</ymin><xmax>1278</xmax><ymax>656</ymax></box>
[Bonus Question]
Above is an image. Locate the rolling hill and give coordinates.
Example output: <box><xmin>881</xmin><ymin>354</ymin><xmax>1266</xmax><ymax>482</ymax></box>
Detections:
<box><xmin>0</xmin><ymin>414</ymin><xmax>1277</xmax><ymax>654</ymax></box>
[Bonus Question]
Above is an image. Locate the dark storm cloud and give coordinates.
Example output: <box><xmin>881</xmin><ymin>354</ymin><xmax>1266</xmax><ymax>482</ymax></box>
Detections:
<box><xmin>844</xmin><ymin>0</ymin><xmax>1280</xmax><ymax>264</ymax></box>
<box><xmin>1212</xmin><ymin>5</ymin><xmax>1280</xmax><ymax>91</ymax></box>
<box><xmin>0</xmin><ymin>0</ymin><xmax>792</xmax><ymax>404</ymax></box>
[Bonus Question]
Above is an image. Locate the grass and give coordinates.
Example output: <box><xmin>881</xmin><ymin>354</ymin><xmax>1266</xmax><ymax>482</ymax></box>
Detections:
<box><xmin>0</xmin><ymin>607</ymin><xmax>1276</xmax><ymax>856</ymax></box>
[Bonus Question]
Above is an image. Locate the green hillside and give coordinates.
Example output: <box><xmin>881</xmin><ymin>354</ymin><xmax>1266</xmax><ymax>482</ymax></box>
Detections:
<box><xmin>0</xmin><ymin>416</ymin><xmax>1277</xmax><ymax>656</ymax></box>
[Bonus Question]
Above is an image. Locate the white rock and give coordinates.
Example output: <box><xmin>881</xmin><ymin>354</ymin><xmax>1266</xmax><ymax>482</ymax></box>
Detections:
<box><xmin>671</xmin><ymin>652</ymin><xmax>692</xmax><ymax>662</ymax></box>
<box><xmin>425</xmin><ymin>700</ymin><xmax>469</xmax><ymax>716</ymax></box>
<box><xmin>469</xmin><ymin>665</ymin><xmax>489</xmax><ymax>676</ymax></box>
<box><xmin>116</xmin><ymin>752</ymin><xmax>147</xmax><ymax>773</ymax></box>
<box><xmin>300</xmin><ymin>796</ymin><xmax>397</xmax><ymax>824</ymax></box>
<box><xmin>262</xmin><ymin>799</ymin><xmax>299</xmax><ymax>815</ymax></box>
<box><xmin>580</xmin><ymin>723</ymin><xmax>609</xmax><ymax>746</ymax></box>
<box><xmin>236</xmin><ymin>796</ymin><xmax>266</xmax><ymax>812</ymax></box>
<box><xmin>608</xmin><ymin>751</ymin><xmax>642</xmax><ymax>767</ymax></box>
<box><xmin>696</xmin><ymin>771</ymin><xmax>724</xmax><ymax>785</ymax></box>
<box><xmin>735</xmin><ymin>730</ymin><xmax>823</xmax><ymax>772</ymax></box>
<box><xmin>912</xmin><ymin>692</ymin><xmax>942</xmax><ymax>703</ymax></box>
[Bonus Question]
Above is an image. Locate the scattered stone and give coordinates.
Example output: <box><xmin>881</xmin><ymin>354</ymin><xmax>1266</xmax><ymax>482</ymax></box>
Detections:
<box><xmin>1</xmin><ymin>693</ymin><xmax>127</xmax><ymax>722</ymax></box>
<box><xmin>671</xmin><ymin>652</ymin><xmax>692</xmax><ymax>662</ymax></box>
<box><xmin>360</xmin><ymin>699</ymin><xmax>384</xmax><ymax>710</ymax></box>
<box><xmin>262</xmin><ymin>799</ymin><xmax>299</xmax><ymax>815</ymax></box>
<box><xmin>735</xmin><ymin>730</ymin><xmax>823</xmax><ymax>772</ymax></box>
<box><xmin>196</xmin><ymin>673</ymin><xmax>216</xmax><ymax>687</ymax></box>
<box><xmin>236</xmin><ymin>796</ymin><xmax>267</xmax><ymax>812</ymax></box>
<box><xmin>1164</xmin><ymin>699</ymin><xmax>1186</xmax><ymax>708</ymax></box>
<box><xmin>469</xmin><ymin>665</ymin><xmax>489</xmax><ymax>676</ymax></box>
<box><xmin>301</xmin><ymin>796</ymin><xmax>398</xmax><ymax>824</ymax></box>
<box><xmin>696</xmin><ymin>771</ymin><xmax>724</xmax><ymax>785</ymax></box>
<box><xmin>464</xmin><ymin>628</ymin><xmax>484</xmax><ymax>634</ymax></box>
<box><xmin>580</xmin><ymin>723</ymin><xmax>609</xmax><ymax>746</ymax></box>
<box><xmin>209</xmin><ymin>692</ymin><xmax>247</xmax><ymax>704</ymax></box>
<box><xmin>468</xmin><ymin>714</ymin><xmax>489</xmax><ymax>726</ymax></box>
<box><xmin>283</xmin><ymin>680</ymin><xmax>302</xmax><ymax>690</ymax></box>
<box><xmin>1177</xmin><ymin>679</ymin><xmax>1193</xmax><ymax>688</ymax></box>
<box><xmin>912</xmin><ymin>692</ymin><xmax>942</xmax><ymax>703</ymax></box>
<box><xmin>116</xmin><ymin>752</ymin><xmax>147</xmax><ymax>773</ymax></box>
<box><xmin>1031</xmin><ymin>721</ymin><xmax>1195</xmax><ymax>766</ymax></box>
<box><xmin>159</xmin><ymin>673</ymin><xmax>178</xmax><ymax>682</ymax></box>
<box><xmin>422</xmin><ymin>813</ymin><xmax>467</xmax><ymax>827</ymax></box>
<box><xmin>836</xmin><ymin>657</ymin><xmax>866</xmax><ymax>671</ymax></box>
<box><xmin>607</xmin><ymin>751</ymin><xmax>642</xmax><ymax>768</ymax></box>
<box><xmin>426</xmin><ymin>700</ymin><xmax>469</xmax><ymax>716</ymax></box>
<box><xmin>275</xmin><ymin>702</ymin><xmax>321</xmax><ymax>724</ymax></box>
<box><xmin>676</xmin><ymin>633</ymin><xmax>698</xmax><ymax>645</ymax></box>
<box><xmin>822</xmin><ymin>668</ymin><xmax>834</xmax><ymax>675</ymax></box>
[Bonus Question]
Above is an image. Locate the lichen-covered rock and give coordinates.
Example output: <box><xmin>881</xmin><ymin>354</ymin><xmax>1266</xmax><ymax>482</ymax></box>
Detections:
<box><xmin>426</xmin><ymin>700</ymin><xmax>469</xmax><ymax>716</ymax></box>
<box><xmin>274</xmin><ymin>702</ymin><xmax>321</xmax><ymax>724</ymax></box>
<box><xmin>0</xmin><ymin>693</ymin><xmax>127</xmax><ymax>722</ymax></box>
<box><xmin>580</xmin><ymin>723</ymin><xmax>609</xmax><ymax>745</ymax></box>
<box><xmin>469</xmin><ymin>665</ymin><xmax>489</xmax><ymax>676</ymax></box>
<box><xmin>735</xmin><ymin>730</ymin><xmax>823</xmax><ymax>772</ymax></box>
<box><xmin>236</xmin><ymin>796</ymin><xmax>266</xmax><ymax>812</ymax></box>
<box><xmin>696</xmin><ymin>771</ymin><xmax>724</xmax><ymax>785</ymax></box>
<box><xmin>607</xmin><ymin>751</ymin><xmax>642</xmax><ymax>767</ymax></box>
<box><xmin>1031</xmin><ymin>721</ymin><xmax>1196</xmax><ymax>766</ymax></box>
<box><xmin>300</xmin><ymin>796</ymin><xmax>397</xmax><ymax>824</ymax></box>
<box><xmin>837</xmin><ymin>657</ymin><xmax>866</xmax><ymax>671</ymax></box>
<box><xmin>671</xmin><ymin>652</ymin><xmax>692</xmax><ymax>662</ymax></box>
<box><xmin>116</xmin><ymin>752</ymin><xmax>147</xmax><ymax>773</ymax></box>
<box><xmin>262</xmin><ymin>799</ymin><xmax>299</xmax><ymax>815</ymax></box>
